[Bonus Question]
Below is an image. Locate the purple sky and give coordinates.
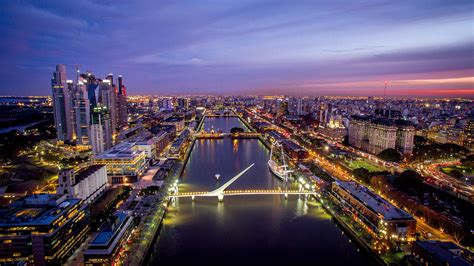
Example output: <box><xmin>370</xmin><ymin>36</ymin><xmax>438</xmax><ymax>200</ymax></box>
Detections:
<box><xmin>0</xmin><ymin>0</ymin><xmax>473</xmax><ymax>96</ymax></box>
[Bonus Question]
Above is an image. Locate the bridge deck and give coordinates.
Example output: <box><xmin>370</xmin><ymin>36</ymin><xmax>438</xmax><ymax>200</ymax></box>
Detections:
<box><xmin>173</xmin><ymin>190</ymin><xmax>316</xmax><ymax>197</ymax></box>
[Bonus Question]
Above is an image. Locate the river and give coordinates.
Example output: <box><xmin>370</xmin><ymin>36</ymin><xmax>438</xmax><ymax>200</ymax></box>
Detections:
<box><xmin>147</xmin><ymin>117</ymin><xmax>374</xmax><ymax>265</ymax></box>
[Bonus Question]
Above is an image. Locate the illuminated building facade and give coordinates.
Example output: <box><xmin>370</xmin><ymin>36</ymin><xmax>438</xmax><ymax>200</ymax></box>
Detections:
<box><xmin>0</xmin><ymin>194</ymin><xmax>90</xmax><ymax>266</ymax></box>
<box><xmin>51</xmin><ymin>64</ymin><xmax>74</xmax><ymax>141</ymax></box>
<box><xmin>169</xmin><ymin>129</ymin><xmax>190</xmax><ymax>158</ymax></box>
<box><xmin>463</xmin><ymin>118</ymin><xmax>473</xmax><ymax>151</ymax></box>
<box><xmin>83</xmin><ymin>212</ymin><xmax>133</xmax><ymax>265</ymax></box>
<box><xmin>331</xmin><ymin>181</ymin><xmax>416</xmax><ymax>241</ymax></box>
<box><xmin>134</xmin><ymin>131</ymin><xmax>170</xmax><ymax>163</ymax></box>
<box><xmin>349</xmin><ymin>115</ymin><xmax>415</xmax><ymax>155</ymax></box>
<box><xmin>52</xmin><ymin>66</ymin><xmax>128</xmax><ymax>148</ymax></box>
<box><xmin>57</xmin><ymin>165</ymin><xmax>108</xmax><ymax>203</ymax></box>
<box><xmin>90</xmin><ymin>106</ymin><xmax>113</xmax><ymax>155</ymax></box>
<box><xmin>73</xmin><ymin>81</ymin><xmax>91</xmax><ymax>146</ymax></box>
<box><xmin>117</xmin><ymin>75</ymin><xmax>128</xmax><ymax>127</ymax></box>
<box><xmin>163</xmin><ymin>116</ymin><xmax>185</xmax><ymax>133</ymax></box>
<box><xmin>93</xmin><ymin>142</ymin><xmax>147</xmax><ymax>184</ymax></box>
<box><xmin>411</xmin><ymin>240</ymin><xmax>473</xmax><ymax>266</ymax></box>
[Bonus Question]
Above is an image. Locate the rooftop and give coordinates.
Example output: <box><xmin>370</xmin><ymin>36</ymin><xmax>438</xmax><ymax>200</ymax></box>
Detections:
<box><xmin>281</xmin><ymin>139</ymin><xmax>305</xmax><ymax>151</ymax></box>
<box><xmin>89</xmin><ymin>211</ymin><xmax>131</xmax><ymax>248</ymax></box>
<box><xmin>95</xmin><ymin>142</ymin><xmax>144</xmax><ymax>159</ymax></box>
<box><xmin>0</xmin><ymin>194</ymin><xmax>80</xmax><ymax>227</ymax></box>
<box><xmin>267</xmin><ymin>130</ymin><xmax>286</xmax><ymax>139</ymax></box>
<box><xmin>351</xmin><ymin>115</ymin><xmax>414</xmax><ymax>128</ymax></box>
<box><xmin>164</xmin><ymin>116</ymin><xmax>184</xmax><ymax>122</ymax></box>
<box><xmin>73</xmin><ymin>164</ymin><xmax>106</xmax><ymax>185</ymax></box>
<box><xmin>335</xmin><ymin>181</ymin><xmax>414</xmax><ymax>221</ymax></box>
<box><xmin>415</xmin><ymin>240</ymin><xmax>472</xmax><ymax>266</ymax></box>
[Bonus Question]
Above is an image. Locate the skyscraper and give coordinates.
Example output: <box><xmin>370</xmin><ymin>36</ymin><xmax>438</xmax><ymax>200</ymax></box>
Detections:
<box><xmin>106</xmin><ymin>73</ymin><xmax>120</xmax><ymax>130</ymax></box>
<box><xmin>90</xmin><ymin>106</ymin><xmax>112</xmax><ymax>155</ymax></box>
<box><xmin>51</xmin><ymin>65</ymin><xmax>126</xmax><ymax>151</ymax></box>
<box><xmin>117</xmin><ymin>75</ymin><xmax>128</xmax><ymax>127</ymax></box>
<box><xmin>73</xmin><ymin>79</ymin><xmax>91</xmax><ymax>145</ymax></box>
<box><xmin>51</xmin><ymin>64</ymin><xmax>74</xmax><ymax>141</ymax></box>
<box><xmin>98</xmin><ymin>80</ymin><xmax>117</xmax><ymax>134</ymax></box>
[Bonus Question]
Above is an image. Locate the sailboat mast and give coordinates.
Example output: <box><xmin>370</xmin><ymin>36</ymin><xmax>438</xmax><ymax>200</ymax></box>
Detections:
<box><xmin>270</xmin><ymin>140</ymin><xmax>274</xmax><ymax>159</ymax></box>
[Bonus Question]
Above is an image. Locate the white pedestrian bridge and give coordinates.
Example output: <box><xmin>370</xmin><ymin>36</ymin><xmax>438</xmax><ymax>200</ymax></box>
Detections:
<box><xmin>171</xmin><ymin>163</ymin><xmax>316</xmax><ymax>201</ymax></box>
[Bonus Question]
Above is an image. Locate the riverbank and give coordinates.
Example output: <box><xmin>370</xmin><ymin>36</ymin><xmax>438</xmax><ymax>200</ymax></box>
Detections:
<box><xmin>315</xmin><ymin>194</ymin><xmax>385</xmax><ymax>265</ymax></box>
<box><xmin>145</xmin><ymin>116</ymin><xmax>377</xmax><ymax>265</ymax></box>
<box><xmin>138</xmin><ymin>133</ymin><xmax>198</xmax><ymax>265</ymax></box>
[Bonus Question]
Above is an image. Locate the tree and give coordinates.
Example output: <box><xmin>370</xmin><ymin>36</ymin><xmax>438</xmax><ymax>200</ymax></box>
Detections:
<box><xmin>414</xmin><ymin>135</ymin><xmax>427</xmax><ymax>147</ymax></box>
<box><xmin>230</xmin><ymin>127</ymin><xmax>245</xmax><ymax>134</ymax></box>
<box><xmin>450</xmin><ymin>170</ymin><xmax>463</xmax><ymax>178</ymax></box>
<box><xmin>378</xmin><ymin>148</ymin><xmax>402</xmax><ymax>162</ymax></box>
<box><xmin>342</xmin><ymin>135</ymin><xmax>349</xmax><ymax>146</ymax></box>
<box><xmin>395</xmin><ymin>170</ymin><xmax>424</xmax><ymax>191</ymax></box>
<box><xmin>353</xmin><ymin>167</ymin><xmax>371</xmax><ymax>184</ymax></box>
<box><xmin>460</xmin><ymin>154</ymin><xmax>474</xmax><ymax>168</ymax></box>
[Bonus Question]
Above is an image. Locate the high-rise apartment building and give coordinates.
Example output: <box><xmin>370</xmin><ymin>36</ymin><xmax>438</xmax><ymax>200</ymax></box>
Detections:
<box><xmin>51</xmin><ymin>64</ymin><xmax>74</xmax><ymax>141</ymax></box>
<box><xmin>57</xmin><ymin>165</ymin><xmax>108</xmax><ymax>203</ymax></box>
<box><xmin>90</xmin><ymin>106</ymin><xmax>113</xmax><ymax>155</ymax></box>
<box><xmin>117</xmin><ymin>75</ymin><xmax>128</xmax><ymax>127</ymax></box>
<box><xmin>348</xmin><ymin>115</ymin><xmax>415</xmax><ymax>155</ymax></box>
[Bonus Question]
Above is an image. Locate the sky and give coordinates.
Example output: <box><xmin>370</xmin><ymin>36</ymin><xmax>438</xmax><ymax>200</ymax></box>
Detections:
<box><xmin>0</xmin><ymin>0</ymin><xmax>473</xmax><ymax>97</ymax></box>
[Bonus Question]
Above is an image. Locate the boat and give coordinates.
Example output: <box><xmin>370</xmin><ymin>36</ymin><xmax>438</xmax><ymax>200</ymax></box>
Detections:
<box><xmin>268</xmin><ymin>141</ymin><xmax>293</xmax><ymax>182</ymax></box>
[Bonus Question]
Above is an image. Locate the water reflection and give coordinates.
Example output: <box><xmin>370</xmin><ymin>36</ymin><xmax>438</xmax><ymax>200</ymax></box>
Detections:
<box><xmin>148</xmin><ymin>117</ymin><xmax>373</xmax><ymax>265</ymax></box>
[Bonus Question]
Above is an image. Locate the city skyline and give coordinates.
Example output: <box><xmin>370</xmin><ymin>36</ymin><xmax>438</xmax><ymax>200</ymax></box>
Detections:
<box><xmin>0</xmin><ymin>1</ymin><xmax>473</xmax><ymax>97</ymax></box>
<box><xmin>1</xmin><ymin>1</ymin><xmax>473</xmax><ymax>265</ymax></box>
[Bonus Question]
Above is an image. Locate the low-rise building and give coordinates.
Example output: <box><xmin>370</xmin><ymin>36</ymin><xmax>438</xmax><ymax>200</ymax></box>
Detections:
<box><xmin>265</xmin><ymin>130</ymin><xmax>286</xmax><ymax>143</ymax></box>
<box><xmin>411</xmin><ymin>240</ymin><xmax>473</xmax><ymax>266</ymax></box>
<box><xmin>84</xmin><ymin>212</ymin><xmax>134</xmax><ymax>266</ymax></box>
<box><xmin>0</xmin><ymin>194</ymin><xmax>90</xmax><ymax>265</ymax></box>
<box><xmin>150</xmin><ymin>124</ymin><xmax>177</xmax><ymax>139</ymax></box>
<box><xmin>57</xmin><ymin>165</ymin><xmax>108</xmax><ymax>203</ymax></box>
<box><xmin>169</xmin><ymin>129</ymin><xmax>190</xmax><ymax>158</ymax></box>
<box><xmin>94</xmin><ymin>142</ymin><xmax>147</xmax><ymax>184</ymax></box>
<box><xmin>163</xmin><ymin>116</ymin><xmax>185</xmax><ymax>133</ymax></box>
<box><xmin>280</xmin><ymin>139</ymin><xmax>309</xmax><ymax>161</ymax></box>
<box><xmin>331</xmin><ymin>181</ymin><xmax>416</xmax><ymax>241</ymax></box>
<box><xmin>134</xmin><ymin>131</ymin><xmax>169</xmax><ymax>163</ymax></box>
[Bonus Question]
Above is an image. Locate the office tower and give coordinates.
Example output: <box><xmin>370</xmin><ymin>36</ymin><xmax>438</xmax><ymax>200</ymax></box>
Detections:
<box><xmin>117</xmin><ymin>75</ymin><xmax>128</xmax><ymax>127</ymax></box>
<box><xmin>90</xmin><ymin>106</ymin><xmax>112</xmax><ymax>155</ymax></box>
<box><xmin>105</xmin><ymin>73</ymin><xmax>119</xmax><ymax>125</ymax></box>
<box><xmin>98</xmin><ymin>80</ymin><xmax>117</xmax><ymax>135</ymax></box>
<box><xmin>51</xmin><ymin>64</ymin><xmax>74</xmax><ymax>141</ymax></box>
<box><xmin>105</xmin><ymin>73</ymin><xmax>114</xmax><ymax>85</ymax></box>
<box><xmin>73</xmin><ymin>80</ymin><xmax>91</xmax><ymax>145</ymax></box>
<box><xmin>106</xmin><ymin>73</ymin><xmax>121</xmax><ymax>130</ymax></box>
